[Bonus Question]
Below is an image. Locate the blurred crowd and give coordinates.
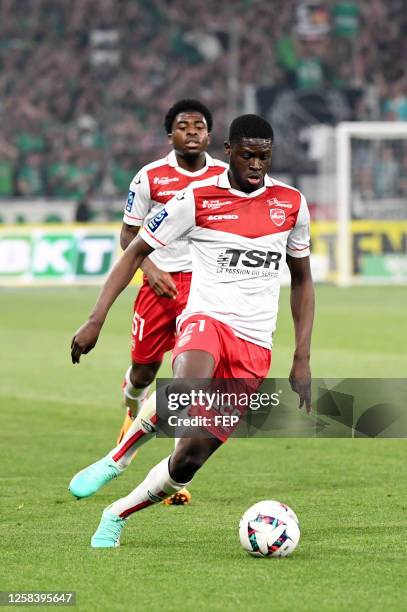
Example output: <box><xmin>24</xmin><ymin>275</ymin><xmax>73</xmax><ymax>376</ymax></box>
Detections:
<box><xmin>0</xmin><ymin>0</ymin><xmax>405</xmax><ymax>199</ymax></box>
<box><xmin>352</xmin><ymin>139</ymin><xmax>407</xmax><ymax>214</ymax></box>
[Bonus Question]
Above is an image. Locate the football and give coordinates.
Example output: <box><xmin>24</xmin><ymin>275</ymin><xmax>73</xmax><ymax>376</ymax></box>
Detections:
<box><xmin>239</xmin><ymin>500</ymin><xmax>300</xmax><ymax>557</ymax></box>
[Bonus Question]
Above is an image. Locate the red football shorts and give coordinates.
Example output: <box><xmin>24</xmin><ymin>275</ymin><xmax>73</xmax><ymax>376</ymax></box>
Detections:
<box><xmin>130</xmin><ymin>272</ymin><xmax>192</xmax><ymax>364</ymax></box>
<box><xmin>172</xmin><ymin>314</ymin><xmax>272</xmax><ymax>441</ymax></box>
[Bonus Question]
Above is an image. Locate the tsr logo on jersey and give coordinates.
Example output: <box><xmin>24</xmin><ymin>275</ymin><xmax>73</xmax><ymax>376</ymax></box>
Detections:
<box><xmin>216</xmin><ymin>249</ymin><xmax>282</xmax><ymax>269</ymax></box>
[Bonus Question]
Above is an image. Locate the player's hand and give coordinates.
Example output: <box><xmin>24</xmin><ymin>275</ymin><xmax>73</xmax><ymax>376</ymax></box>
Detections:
<box><xmin>145</xmin><ymin>268</ymin><xmax>178</xmax><ymax>299</ymax></box>
<box><xmin>71</xmin><ymin>319</ymin><xmax>102</xmax><ymax>364</ymax></box>
<box><xmin>289</xmin><ymin>357</ymin><xmax>312</xmax><ymax>414</ymax></box>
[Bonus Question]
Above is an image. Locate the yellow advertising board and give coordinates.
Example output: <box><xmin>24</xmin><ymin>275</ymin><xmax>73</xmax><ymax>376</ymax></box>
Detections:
<box><xmin>311</xmin><ymin>221</ymin><xmax>407</xmax><ymax>282</ymax></box>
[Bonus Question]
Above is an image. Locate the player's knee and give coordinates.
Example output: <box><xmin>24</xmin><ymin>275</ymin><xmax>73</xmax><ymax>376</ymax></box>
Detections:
<box><xmin>130</xmin><ymin>363</ymin><xmax>159</xmax><ymax>388</ymax></box>
<box><xmin>170</xmin><ymin>447</ymin><xmax>207</xmax><ymax>481</ymax></box>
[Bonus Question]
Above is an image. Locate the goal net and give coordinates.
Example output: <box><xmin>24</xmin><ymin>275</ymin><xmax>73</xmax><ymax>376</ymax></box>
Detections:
<box><xmin>336</xmin><ymin>122</ymin><xmax>407</xmax><ymax>285</ymax></box>
<box><xmin>309</xmin><ymin>122</ymin><xmax>407</xmax><ymax>285</ymax></box>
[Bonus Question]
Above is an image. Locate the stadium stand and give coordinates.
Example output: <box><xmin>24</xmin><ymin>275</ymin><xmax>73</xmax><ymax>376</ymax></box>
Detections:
<box><xmin>0</xmin><ymin>0</ymin><xmax>405</xmax><ymax>198</ymax></box>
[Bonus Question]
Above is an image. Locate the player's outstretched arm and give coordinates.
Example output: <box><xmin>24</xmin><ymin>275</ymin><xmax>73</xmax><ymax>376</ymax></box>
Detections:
<box><xmin>71</xmin><ymin>236</ymin><xmax>153</xmax><ymax>364</ymax></box>
<box><xmin>286</xmin><ymin>254</ymin><xmax>315</xmax><ymax>413</ymax></box>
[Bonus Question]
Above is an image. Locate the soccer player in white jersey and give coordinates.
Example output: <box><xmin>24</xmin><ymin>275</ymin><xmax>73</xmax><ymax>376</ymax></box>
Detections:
<box><xmin>69</xmin><ymin>99</ymin><xmax>226</xmax><ymax>505</ymax></box>
<box><xmin>70</xmin><ymin>114</ymin><xmax>315</xmax><ymax>547</ymax></box>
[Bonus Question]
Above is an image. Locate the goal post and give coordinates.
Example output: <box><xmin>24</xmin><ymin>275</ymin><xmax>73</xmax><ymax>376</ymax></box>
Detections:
<box><xmin>336</xmin><ymin>122</ymin><xmax>407</xmax><ymax>286</ymax></box>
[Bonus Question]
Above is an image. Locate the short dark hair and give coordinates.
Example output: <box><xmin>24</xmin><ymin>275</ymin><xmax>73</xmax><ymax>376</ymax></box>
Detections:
<box><xmin>229</xmin><ymin>114</ymin><xmax>273</xmax><ymax>145</ymax></box>
<box><xmin>164</xmin><ymin>99</ymin><xmax>213</xmax><ymax>134</ymax></box>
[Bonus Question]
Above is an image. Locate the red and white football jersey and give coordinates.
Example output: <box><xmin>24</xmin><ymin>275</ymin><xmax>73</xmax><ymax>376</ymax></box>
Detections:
<box><xmin>123</xmin><ymin>150</ymin><xmax>227</xmax><ymax>272</ymax></box>
<box><xmin>139</xmin><ymin>170</ymin><xmax>311</xmax><ymax>350</ymax></box>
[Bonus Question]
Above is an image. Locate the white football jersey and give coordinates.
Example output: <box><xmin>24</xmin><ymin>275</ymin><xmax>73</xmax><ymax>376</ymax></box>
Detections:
<box><xmin>123</xmin><ymin>150</ymin><xmax>227</xmax><ymax>272</ymax></box>
<box><xmin>139</xmin><ymin>170</ymin><xmax>311</xmax><ymax>349</ymax></box>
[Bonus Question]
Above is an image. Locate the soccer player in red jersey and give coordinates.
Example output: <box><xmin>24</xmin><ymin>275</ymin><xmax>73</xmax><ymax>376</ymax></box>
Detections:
<box><xmin>69</xmin><ymin>99</ymin><xmax>226</xmax><ymax>505</ymax></box>
<box><xmin>70</xmin><ymin>115</ymin><xmax>315</xmax><ymax>547</ymax></box>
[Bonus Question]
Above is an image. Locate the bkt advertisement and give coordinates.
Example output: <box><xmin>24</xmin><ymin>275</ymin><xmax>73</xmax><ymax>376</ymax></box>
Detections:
<box><xmin>0</xmin><ymin>226</ymin><xmax>120</xmax><ymax>285</ymax></box>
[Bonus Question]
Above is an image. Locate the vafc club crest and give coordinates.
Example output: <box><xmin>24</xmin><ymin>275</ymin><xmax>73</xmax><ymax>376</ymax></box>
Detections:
<box><xmin>270</xmin><ymin>209</ymin><xmax>285</xmax><ymax>227</ymax></box>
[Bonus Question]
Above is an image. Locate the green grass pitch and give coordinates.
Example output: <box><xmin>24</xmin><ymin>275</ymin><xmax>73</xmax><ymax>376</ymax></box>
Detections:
<box><xmin>1</xmin><ymin>285</ymin><xmax>407</xmax><ymax>611</ymax></box>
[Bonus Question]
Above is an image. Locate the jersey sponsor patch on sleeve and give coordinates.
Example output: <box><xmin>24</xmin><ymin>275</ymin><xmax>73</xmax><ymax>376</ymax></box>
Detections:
<box><xmin>148</xmin><ymin>209</ymin><xmax>168</xmax><ymax>232</ymax></box>
<box><xmin>126</xmin><ymin>190</ymin><xmax>135</xmax><ymax>212</ymax></box>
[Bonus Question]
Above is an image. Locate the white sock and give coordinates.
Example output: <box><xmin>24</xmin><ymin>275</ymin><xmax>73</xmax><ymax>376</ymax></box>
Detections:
<box><xmin>110</xmin><ymin>456</ymin><xmax>190</xmax><ymax>519</ymax></box>
<box><xmin>110</xmin><ymin>391</ymin><xmax>158</xmax><ymax>468</ymax></box>
<box><xmin>123</xmin><ymin>366</ymin><xmax>151</xmax><ymax>416</ymax></box>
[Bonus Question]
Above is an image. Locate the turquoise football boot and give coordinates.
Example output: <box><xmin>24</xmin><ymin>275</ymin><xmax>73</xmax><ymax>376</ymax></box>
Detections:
<box><xmin>91</xmin><ymin>507</ymin><xmax>126</xmax><ymax>548</ymax></box>
<box><xmin>69</xmin><ymin>456</ymin><xmax>123</xmax><ymax>499</ymax></box>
